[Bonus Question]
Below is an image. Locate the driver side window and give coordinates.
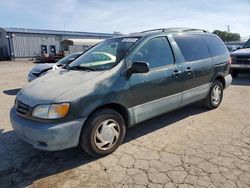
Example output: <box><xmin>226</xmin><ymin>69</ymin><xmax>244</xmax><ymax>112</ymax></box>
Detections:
<box><xmin>132</xmin><ymin>37</ymin><xmax>174</xmax><ymax>69</ymax></box>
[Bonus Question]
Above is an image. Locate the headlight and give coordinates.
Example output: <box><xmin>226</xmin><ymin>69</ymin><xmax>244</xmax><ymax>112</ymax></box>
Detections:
<box><xmin>32</xmin><ymin>103</ymin><xmax>70</xmax><ymax>119</ymax></box>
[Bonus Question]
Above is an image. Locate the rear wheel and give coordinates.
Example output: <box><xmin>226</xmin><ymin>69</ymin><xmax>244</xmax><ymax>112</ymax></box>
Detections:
<box><xmin>80</xmin><ymin>109</ymin><xmax>126</xmax><ymax>157</ymax></box>
<box><xmin>203</xmin><ymin>80</ymin><xmax>223</xmax><ymax>109</ymax></box>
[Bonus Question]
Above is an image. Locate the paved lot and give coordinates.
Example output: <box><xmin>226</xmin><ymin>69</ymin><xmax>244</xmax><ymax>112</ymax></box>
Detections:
<box><xmin>0</xmin><ymin>61</ymin><xmax>250</xmax><ymax>188</ymax></box>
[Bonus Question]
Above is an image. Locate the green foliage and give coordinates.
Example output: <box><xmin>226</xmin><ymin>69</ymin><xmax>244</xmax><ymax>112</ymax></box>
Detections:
<box><xmin>212</xmin><ymin>30</ymin><xmax>241</xmax><ymax>42</ymax></box>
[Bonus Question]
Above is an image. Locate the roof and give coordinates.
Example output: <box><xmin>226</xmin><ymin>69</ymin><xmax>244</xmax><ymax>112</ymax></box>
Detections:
<box><xmin>2</xmin><ymin>27</ymin><xmax>117</xmax><ymax>38</ymax></box>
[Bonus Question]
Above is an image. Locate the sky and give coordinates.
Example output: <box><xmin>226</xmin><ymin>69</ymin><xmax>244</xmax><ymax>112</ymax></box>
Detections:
<box><xmin>0</xmin><ymin>0</ymin><xmax>249</xmax><ymax>38</ymax></box>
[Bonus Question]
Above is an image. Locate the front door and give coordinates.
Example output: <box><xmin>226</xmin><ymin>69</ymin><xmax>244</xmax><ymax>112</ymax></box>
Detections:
<box><xmin>128</xmin><ymin>36</ymin><xmax>183</xmax><ymax>123</ymax></box>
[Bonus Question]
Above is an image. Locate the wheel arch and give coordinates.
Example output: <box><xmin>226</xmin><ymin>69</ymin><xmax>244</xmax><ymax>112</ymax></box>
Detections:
<box><xmin>85</xmin><ymin>103</ymin><xmax>130</xmax><ymax>128</ymax></box>
<box><xmin>213</xmin><ymin>75</ymin><xmax>226</xmax><ymax>89</ymax></box>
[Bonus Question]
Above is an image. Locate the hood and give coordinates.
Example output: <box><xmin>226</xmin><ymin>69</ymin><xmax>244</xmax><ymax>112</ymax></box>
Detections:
<box><xmin>31</xmin><ymin>63</ymin><xmax>55</xmax><ymax>73</ymax></box>
<box><xmin>231</xmin><ymin>48</ymin><xmax>250</xmax><ymax>56</ymax></box>
<box><xmin>17</xmin><ymin>69</ymin><xmax>104</xmax><ymax>107</ymax></box>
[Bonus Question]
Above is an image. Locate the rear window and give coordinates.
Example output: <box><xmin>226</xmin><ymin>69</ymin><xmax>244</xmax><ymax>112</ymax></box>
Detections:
<box><xmin>202</xmin><ymin>35</ymin><xmax>228</xmax><ymax>56</ymax></box>
<box><xmin>173</xmin><ymin>34</ymin><xmax>210</xmax><ymax>61</ymax></box>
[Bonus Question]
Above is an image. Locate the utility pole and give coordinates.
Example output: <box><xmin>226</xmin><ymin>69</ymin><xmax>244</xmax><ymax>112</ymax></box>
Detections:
<box><xmin>227</xmin><ymin>25</ymin><xmax>230</xmax><ymax>32</ymax></box>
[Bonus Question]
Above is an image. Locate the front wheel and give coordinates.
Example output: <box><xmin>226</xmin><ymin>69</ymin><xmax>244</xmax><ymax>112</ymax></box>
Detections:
<box><xmin>80</xmin><ymin>109</ymin><xmax>126</xmax><ymax>157</ymax></box>
<box><xmin>203</xmin><ymin>80</ymin><xmax>223</xmax><ymax>109</ymax></box>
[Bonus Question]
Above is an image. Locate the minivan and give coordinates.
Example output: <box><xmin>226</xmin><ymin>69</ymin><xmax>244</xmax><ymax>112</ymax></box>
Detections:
<box><xmin>10</xmin><ymin>28</ymin><xmax>232</xmax><ymax>157</ymax></box>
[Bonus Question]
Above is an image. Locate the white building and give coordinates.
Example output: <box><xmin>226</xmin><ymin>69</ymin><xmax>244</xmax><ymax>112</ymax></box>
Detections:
<box><xmin>0</xmin><ymin>27</ymin><xmax>116</xmax><ymax>60</ymax></box>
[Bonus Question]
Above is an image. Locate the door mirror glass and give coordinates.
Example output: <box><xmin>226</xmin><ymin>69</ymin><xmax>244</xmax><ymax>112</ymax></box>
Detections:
<box><xmin>128</xmin><ymin>61</ymin><xmax>149</xmax><ymax>74</ymax></box>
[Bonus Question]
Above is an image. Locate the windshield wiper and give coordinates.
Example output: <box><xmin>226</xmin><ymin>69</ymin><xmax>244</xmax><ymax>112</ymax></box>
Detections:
<box><xmin>66</xmin><ymin>65</ymin><xmax>96</xmax><ymax>71</ymax></box>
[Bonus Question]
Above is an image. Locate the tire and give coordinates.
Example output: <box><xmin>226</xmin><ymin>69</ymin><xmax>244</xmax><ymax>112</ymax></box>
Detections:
<box><xmin>231</xmin><ymin>70</ymin><xmax>238</xmax><ymax>78</ymax></box>
<box><xmin>80</xmin><ymin>108</ymin><xmax>126</xmax><ymax>157</ymax></box>
<box><xmin>203</xmin><ymin>80</ymin><xmax>223</xmax><ymax>109</ymax></box>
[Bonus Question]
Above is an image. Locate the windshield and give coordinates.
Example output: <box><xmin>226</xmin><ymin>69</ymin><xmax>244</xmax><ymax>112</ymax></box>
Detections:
<box><xmin>243</xmin><ymin>39</ymin><xmax>250</xmax><ymax>48</ymax></box>
<box><xmin>57</xmin><ymin>53</ymin><xmax>82</xmax><ymax>65</ymax></box>
<box><xmin>68</xmin><ymin>37</ymin><xmax>139</xmax><ymax>71</ymax></box>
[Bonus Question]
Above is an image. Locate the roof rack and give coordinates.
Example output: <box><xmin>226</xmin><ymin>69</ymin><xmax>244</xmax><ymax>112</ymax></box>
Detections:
<box><xmin>139</xmin><ymin>28</ymin><xmax>166</xmax><ymax>33</ymax></box>
<box><xmin>134</xmin><ymin>28</ymin><xmax>208</xmax><ymax>34</ymax></box>
<box><xmin>181</xmin><ymin>28</ymin><xmax>208</xmax><ymax>33</ymax></box>
<box><xmin>130</xmin><ymin>28</ymin><xmax>165</xmax><ymax>35</ymax></box>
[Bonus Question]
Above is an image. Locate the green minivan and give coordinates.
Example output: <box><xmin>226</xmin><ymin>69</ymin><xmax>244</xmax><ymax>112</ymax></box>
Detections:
<box><xmin>10</xmin><ymin>28</ymin><xmax>232</xmax><ymax>157</ymax></box>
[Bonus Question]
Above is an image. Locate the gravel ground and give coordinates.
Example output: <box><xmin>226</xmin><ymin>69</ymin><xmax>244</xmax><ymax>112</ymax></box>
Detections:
<box><xmin>0</xmin><ymin>61</ymin><xmax>250</xmax><ymax>188</ymax></box>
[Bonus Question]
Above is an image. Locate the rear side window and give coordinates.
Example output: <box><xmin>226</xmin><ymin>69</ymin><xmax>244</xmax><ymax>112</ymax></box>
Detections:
<box><xmin>132</xmin><ymin>37</ymin><xmax>174</xmax><ymax>69</ymax></box>
<box><xmin>173</xmin><ymin>34</ymin><xmax>210</xmax><ymax>61</ymax></box>
<box><xmin>202</xmin><ymin>35</ymin><xmax>228</xmax><ymax>56</ymax></box>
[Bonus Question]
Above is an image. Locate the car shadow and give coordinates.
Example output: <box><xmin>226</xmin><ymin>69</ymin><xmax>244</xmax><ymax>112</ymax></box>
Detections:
<box><xmin>0</xmin><ymin>104</ymin><xmax>207</xmax><ymax>187</ymax></box>
<box><xmin>231</xmin><ymin>74</ymin><xmax>250</xmax><ymax>86</ymax></box>
<box><xmin>2</xmin><ymin>88</ymin><xmax>21</xmax><ymax>96</ymax></box>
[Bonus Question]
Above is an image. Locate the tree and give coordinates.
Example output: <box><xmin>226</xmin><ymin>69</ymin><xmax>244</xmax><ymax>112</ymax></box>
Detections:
<box><xmin>212</xmin><ymin>30</ymin><xmax>241</xmax><ymax>42</ymax></box>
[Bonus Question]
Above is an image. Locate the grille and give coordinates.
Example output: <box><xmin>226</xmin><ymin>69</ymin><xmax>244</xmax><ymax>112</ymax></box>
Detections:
<box><xmin>232</xmin><ymin>55</ymin><xmax>250</xmax><ymax>65</ymax></box>
<box><xmin>15</xmin><ymin>99</ymin><xmax>30</xmax><ymax>115</ymax></box>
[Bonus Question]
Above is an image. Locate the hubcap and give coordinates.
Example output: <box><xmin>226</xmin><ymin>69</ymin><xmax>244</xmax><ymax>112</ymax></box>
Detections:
<box><xmin>94</xmin><ymin>119</ymin><xmax>120</xmax><ymax>151</ymax></box>
<box><xmin>211</xmin><ymin>85</ymin><xmax>222</xmax><ymax>105</ymax></box>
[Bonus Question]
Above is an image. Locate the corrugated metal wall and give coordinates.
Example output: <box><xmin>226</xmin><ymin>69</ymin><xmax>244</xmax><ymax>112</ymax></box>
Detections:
<box><xmin>0</xmin><ymin>29</ymin><xmax>9</xmax><ymax>60</ymax></box>
<box><xmin>12</xmin><ymin>33</ymin><xmax>61</xmax><ymax>57</ymax></box>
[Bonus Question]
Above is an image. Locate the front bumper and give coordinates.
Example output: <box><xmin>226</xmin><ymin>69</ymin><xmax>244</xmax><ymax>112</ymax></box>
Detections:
<box><xmin>224</xmin><ymin>74</ymin><xmax>232</xmax><ymax>89</ymax></box>
<box><xmin>230</xmin><ymin>64</ymin><xmax>250</xmax><ymax>70</ymax></box>
<box><xmin>10</xmin><ymin>107</ymin><xmax>85</xmax><ymax>151</ymax></box>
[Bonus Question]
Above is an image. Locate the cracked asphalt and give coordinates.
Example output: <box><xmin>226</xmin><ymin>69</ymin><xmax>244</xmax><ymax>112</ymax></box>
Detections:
<box><xmin>0</xmin><ymin>61</ymin><xmax>250</xmax><ymax>188</ymax></box>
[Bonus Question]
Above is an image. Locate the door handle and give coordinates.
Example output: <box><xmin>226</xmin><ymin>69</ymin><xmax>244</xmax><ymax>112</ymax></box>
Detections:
<box><xmin>172</xmin><ymin>70</ymin><xmax>182</xmax><ymax>78</ymax></box>
<box><xmin>185</xmin><ymin>67</ymin><xmax>192</xmax><ymax>74</ymax></box>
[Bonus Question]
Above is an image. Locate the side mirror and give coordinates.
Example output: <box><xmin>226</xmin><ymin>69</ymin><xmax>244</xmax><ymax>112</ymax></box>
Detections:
<box><xmin>128</xmin><ymin>61</ymin><xmax>149</xmax><ymax>75</ymax></box>
<box><xmin>236</xmin><ymin>46</ymin><xmax>241</xmax><ymax>50</ymax></box>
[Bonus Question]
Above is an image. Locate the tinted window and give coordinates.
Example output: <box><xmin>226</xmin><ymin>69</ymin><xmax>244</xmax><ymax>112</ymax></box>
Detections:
<box><xmin>173</xmin><ymin>34</ymin><xmax>210</xmax><ymax>61</ymax></box>
<box><xmin>202</xmin><ymin>35</ymin><xmax>227</xmax><ymax>56</ymax></box>
<box><xmin>132</xmin><ymin>37</ymin><xmax>174</xmax><ymax>69</ymax></box>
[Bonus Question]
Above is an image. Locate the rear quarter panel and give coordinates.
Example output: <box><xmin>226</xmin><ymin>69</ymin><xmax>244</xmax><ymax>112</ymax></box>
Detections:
<box><xmin>210</xmin><ymin>54</ymin><xmax>230</xmax><ymax>83</ymax></box>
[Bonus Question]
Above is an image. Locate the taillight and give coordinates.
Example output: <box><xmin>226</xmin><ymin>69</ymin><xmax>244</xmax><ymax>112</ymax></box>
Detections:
<box><xmin>227</xmin><ymin>57</ymin><xmax>232</xmax><ymax>64</ymax></box>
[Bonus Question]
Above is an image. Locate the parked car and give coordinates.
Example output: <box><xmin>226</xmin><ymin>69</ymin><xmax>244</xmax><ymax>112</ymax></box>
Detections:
<box><xmin>10</xmin><ymin>28</ymin><xmax>232</xmax><ymax>157</ymax></box>
<box><xmin>28</xmin><ymin>52</ymin><xmax>82</xmax><ymax>82</ymax></box>
<box><xmin>230</xmin><ymin>39</ymin><xmax>250</xmax><ymax>78</ymax></box>
<box><xmin>226</xmin><ymin>44</ymin><xmax>241</xmax><ymax>53</ymax></box>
